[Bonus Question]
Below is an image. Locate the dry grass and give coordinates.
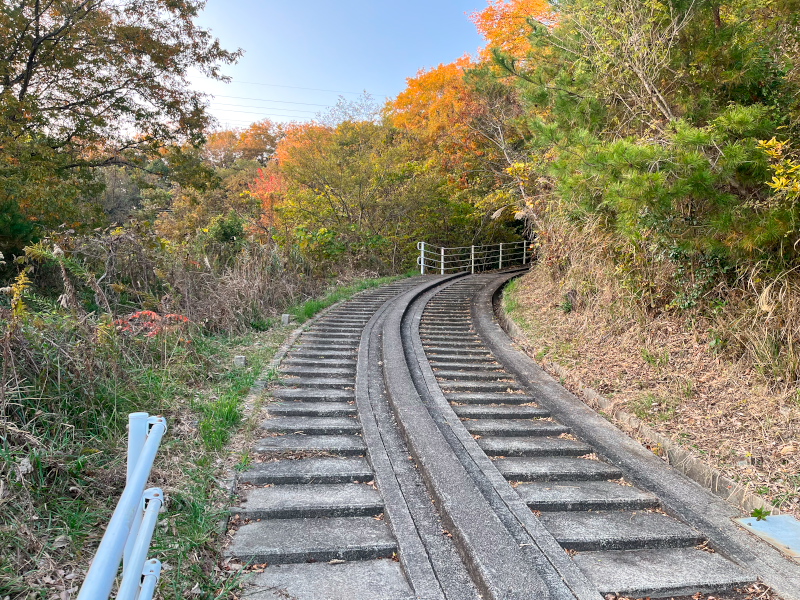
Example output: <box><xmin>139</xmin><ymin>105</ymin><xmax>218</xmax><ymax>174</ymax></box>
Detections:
<box><xmin>506</xmin><ymin>217</ymin><xmax>800</xmax><ymax>517</ymax></box>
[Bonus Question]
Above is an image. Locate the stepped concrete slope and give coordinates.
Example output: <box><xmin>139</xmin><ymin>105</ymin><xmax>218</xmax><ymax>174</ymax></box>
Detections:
<box><xmin>227</xmin><ymin>279</ymin><xmax>429</xmax><ymax>600</ymax></box>
<box><xmin>224</xmin><ymin>272</ymin><xmax>800</xmax><ymax>600</ymax></box>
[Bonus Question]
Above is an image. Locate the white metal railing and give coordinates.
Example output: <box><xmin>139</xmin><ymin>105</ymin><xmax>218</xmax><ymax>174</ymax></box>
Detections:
<box><xmin>77</xmin><ymin>412</ymin><xmax>167</xmax><ymax>600</ymax></box>
<box><xmin>417</xmin><ymin>240</ymin><xmax>530</xmax><ymax>275</ymax></box>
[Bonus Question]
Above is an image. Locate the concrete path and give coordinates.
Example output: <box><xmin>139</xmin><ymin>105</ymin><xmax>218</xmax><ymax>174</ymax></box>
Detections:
<box><xmin>225</xmin><ymin>273</ymin><xmax>800</xmax><ymax>600</ymax></box>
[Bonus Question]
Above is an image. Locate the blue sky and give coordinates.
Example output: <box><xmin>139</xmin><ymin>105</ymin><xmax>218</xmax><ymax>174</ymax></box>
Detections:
<box><xmin>190</xmin><ymin>0</ymin><xmax>488</xmax><ymax>128</ymax></box>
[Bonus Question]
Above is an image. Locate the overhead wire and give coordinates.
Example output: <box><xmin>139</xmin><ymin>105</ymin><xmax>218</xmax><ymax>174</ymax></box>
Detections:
<box><xmin>230</xmin><ymin>80</ymin><xmax>385</xmax><ymax>96</ymax></box>
<box><xmin>209</xmin><ymin>94</ymin><xmax>331</xmax><ymax>107</ymax></box>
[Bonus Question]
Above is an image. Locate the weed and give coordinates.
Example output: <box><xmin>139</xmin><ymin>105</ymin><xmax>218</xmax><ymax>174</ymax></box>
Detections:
<box><xmin>235</xmin><ymin>451</ymin><xmax>252</xmax><ymax>472</ymax></box>
<box><xmin>641</xmin><ymin>347</ymin><xmax>669</xmax><ymax>368</ymax></box>
<box><xmin>503</xmin><ymin>280</ymin><xmax>520</xmax><ymax>313</ymax></box>
<box><xmin>631</xmin><ymin>393</ymin><xmax>680</xmax><ymax>422</ymax></box>
<box><xmin>751</xmin><ymin>506</ymin><xmax>771</xmax><ymax>520</ymax></box>
<box><xmin>558</xmin><ymin>295</ymin><xmax>573</xmax><ymax>314</ymax></box>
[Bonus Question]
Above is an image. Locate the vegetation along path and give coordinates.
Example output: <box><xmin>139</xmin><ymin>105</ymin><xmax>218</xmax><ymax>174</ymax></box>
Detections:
<box><xmin>224</xmin><ymin>271</ymin><xmax>800</xmax><ymax>600</ymax></box>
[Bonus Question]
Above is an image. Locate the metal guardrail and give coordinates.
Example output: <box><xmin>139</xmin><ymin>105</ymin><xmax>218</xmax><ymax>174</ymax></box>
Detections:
<box><xmin>417</xmin><ymin>240</ymin><xmax>529</xmax><ymax>275</ymax></box>
<box><xmin>77</xmin><ymin>412</ymin><xmax>167</xmax><ymax>600</ymax></box>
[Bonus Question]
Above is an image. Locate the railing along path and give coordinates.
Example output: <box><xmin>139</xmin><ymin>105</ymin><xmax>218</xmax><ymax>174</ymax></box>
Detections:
<box><xmin>77</xmin><ymin>412</ymin><xmax>167</xmax><ymax>600</ymax></box>
<box><xmin>417</xmin><ymin>240</ymin><xmax>529</xmax><ymax>274</ymax></box>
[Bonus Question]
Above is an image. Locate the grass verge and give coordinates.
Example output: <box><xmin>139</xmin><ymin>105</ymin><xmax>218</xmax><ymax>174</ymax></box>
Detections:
<box><xmin>289</xmin><ymin>272</ymin><xmax>412</xmax><ymax>322</ymax></box>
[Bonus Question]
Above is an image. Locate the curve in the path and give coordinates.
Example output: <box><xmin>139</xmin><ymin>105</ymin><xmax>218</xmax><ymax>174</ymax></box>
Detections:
<box><xmin>225</xmin><ymin>273</ymin><xmax>800</xmax><ymax>600</ymax></box>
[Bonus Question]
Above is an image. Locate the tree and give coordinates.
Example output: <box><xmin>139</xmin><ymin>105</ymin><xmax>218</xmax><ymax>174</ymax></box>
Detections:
<box><xmin>204</xmin><ymin>120</ymin><xmax>283</xmax><ymax>168</ymax></box>
<box><xmin>1</xmin><ymin>0</ymin><xmax>239</xmax><ymax>154</ymax></box>
<box><xmin>470</xmin><ymin>0</ymin><xmax>554</xmax><ymax>60</ymax></box>
<box><xmin>272</xmin><ymin>118</ymin><xmax>482</xmax><ymax>271</ymax></box>
<box><xmin>0</xmin><ymin>0</ymin><xmax>239</xmax><ymax>254</ymax></box>
<box><xmin>388</xmin><ymin>59</ymin><xmax>533</xmax><ymax>219</ymax></box>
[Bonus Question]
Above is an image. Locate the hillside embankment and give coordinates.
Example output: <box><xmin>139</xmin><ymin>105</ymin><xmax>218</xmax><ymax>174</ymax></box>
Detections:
<box><xmin>504</xmin><ymin>264</ymin><xmax>800</xmax><ymax>520</ymax></box>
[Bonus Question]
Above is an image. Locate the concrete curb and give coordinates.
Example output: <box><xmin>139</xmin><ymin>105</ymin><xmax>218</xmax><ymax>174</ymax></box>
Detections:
<box><xmin>354</xmin><ymin>275</ymin><xmax>450</xmax><ymax>600</ymax></box>
<box><xmin>495</xmin><ymin>286</ymin><xmax>779</xmax><ymax>519</ymax></box>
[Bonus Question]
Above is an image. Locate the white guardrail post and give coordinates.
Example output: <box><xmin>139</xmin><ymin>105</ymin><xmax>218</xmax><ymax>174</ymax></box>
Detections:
<box><xmin>419</xmin><ymin>241</ymin><xmax>425</xmax><ymax>275</ymax></box>
<box><xmin>523</xmin><ymin>242</ymin><xmax>527</xmax><ymax>264</ymax></box>
<box><xmin>499</xmin><ymin>243</ymin><xmax>503</xmax><ymax>269</ymax></box>
<box><xmin>77</xmin><ymin>413</ymin><xmax>167</xmax><ymax>600</ymax></box>
<box><xmin>471</xmin><ymin>245</ymin><xmax>475</xmax><ymax>274</ymax></box>
<box><xmin>440</xmin><ymin>246</ymin><xmax>445</xmax><ymax>275</ymax></box>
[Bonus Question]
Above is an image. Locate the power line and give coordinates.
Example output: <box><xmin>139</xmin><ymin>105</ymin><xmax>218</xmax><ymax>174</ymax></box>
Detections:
<box><xmin>210</xmin><ymin>101</ymin><xmax>322</xmax><ymax>112</ymax></box>
<box><xmin>211</xmin><ymin>101</ymin><xmax>316</xmax><ymax>111</ymax></box>
<box><xmin>209</xmin><ymin>113</ymin><xmax>313</xmax><ymax>123</ymax></box>
<box><xmin>232</xmin><ymin>79</ymin><xmax>380</xmax><ymax>96</ymax></box>
<box><xmin>210</xmin><ymin>94</ymin><xmax>332</xmax><ymax>107</ymax></box>
<box><xmin>211</xmin><ymin>106</ymin><xmax>318</xmax><ymax>116</ymax></box>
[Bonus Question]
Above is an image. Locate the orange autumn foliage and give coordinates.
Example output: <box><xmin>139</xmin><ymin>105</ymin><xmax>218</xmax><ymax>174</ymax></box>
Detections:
<box><xmin>274</xmin><ymin>122</ymin><xmax>331</xmax><ymax>169</ymax></box>
<box><xmin>470</xmin><ymin>0</ymin><xmax>554</xmax><ymax>60</ymax></box>
<box><xmin>249</xmin><ymin>167</ymin><xmax>285</xmax><ymax>232</ymax></box>
<box><xmin>205</xmin><ymin>119</ymin><xmax>281</xmax><ymax>167</ymax></box>
<box><xmin>387</xmin><ymin>56</ymin><xmax>483</xmax><ymax>171</ymax></box>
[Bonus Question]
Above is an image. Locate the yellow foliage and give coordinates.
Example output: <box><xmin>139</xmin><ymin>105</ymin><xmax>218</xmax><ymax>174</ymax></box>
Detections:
<box><xmin>11</xmin><ymin>268</ymin><xmax>32</xmax><ymax>320</ymax></box>
<box><xmin>759</xmin><ymin>138</ymin><xmax>800</xmax><ymax>198</ymax></box>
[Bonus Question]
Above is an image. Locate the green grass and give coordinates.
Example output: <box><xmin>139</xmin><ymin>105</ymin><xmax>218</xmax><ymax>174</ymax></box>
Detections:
<box><xmin>0</xmin><ymin>322</ymin><xmax>286</xmax><ymax>598</ymax></box>
<box><xmin>641</xmin><ymin>347</ymin><xmax>670</xmax><ymax>368</ymax></box>
<box><xmin>290</xmin><ymin>273</ymin><xmax>412</xmax><ymax>322</ymax></box>
<box><xmin>630</xmin><ymin>393</ymin><xmax>680</xmax><ymax>422</ymax></box>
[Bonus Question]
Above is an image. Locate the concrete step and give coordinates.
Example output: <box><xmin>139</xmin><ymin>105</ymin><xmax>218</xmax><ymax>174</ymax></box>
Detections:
<box><xmin>423</xmin><ymin>339</ymin><xmax>484</xmax><ymax>348</ymax></box>
<box><xmin>302</xmin><ymin>334</ymin><xmax>361</xmax><ymax>342</ymax></box>
<box><xmin>254</xmin><ymin>434</ymin><xmax>365</xmax><ymax>456</ymax></box>
<box><xmin>305</xmin><ymin>329</ymin><xmax>362</xmax><ymax>336</ymax></box>
<box><xmin>434</xmin><ymin>369</ymin><xmax>513</xmax><ymax>381</ymax></box>
<box><xmin>573</xmin><ymin>547</ymin><xmax>755</xmax><ymax>598</ymax></box>
<box><xmin>226</xmin><ymin>517</ymin><xmax>397</xmax><ymax>564</ymax></box>
<box><xmin>425</xmin><ymin>349</ymin><xmax>494</xmax><ymax>358</ymax></box>
<box><xmin>425</xmin><ymin>353</ymin><xmax>495</xmax><ymax>363</ymax></box>
<box><xmin>322</xmin><ymin>308</ymin><xmax>375</xmax><ymax>325</ymax></box>
<box><xmin>297</xmin><ymin>340</ymin><xmax>360</xmax><ymax>349</ymax></box>
<box><xmin>478</xmin><ymin>436</ymin><xmax>593</xmax><ymax>457</ymax></box>
<box><xmin>238</xmin><ymin>457</ymin><xmax>372</xmax><ymax>484</ymax></box>
<box><xmin>438</xmin><ymin>381</ymin><xmax>524</xmax><ymax>393</ymax></box>
<box><xmin>282</xmin><ymin>367</ymin><xmax>356</xmax><ymax>378</ymax></box>
<box><xmin>493</xmin><ymin>457</ymin><xmax>623</xmax><ymax>481</ymax></box>
<box><xmin>451</xmin><ymin>405</ymin><xmax>545</xmax><ymax>419</ymax></box>
<box><xmin>421</xmin><ymin>317</ymin><xmax>473</xmax><ymax>324</ymax></box>
<box><xmin>317</xmin><ymin>319</ymin><xmax>370</xmax><ymax>325</ymax></box>
<box><xmin>235</xmin><ymin>483</ymin><xmax>384</xmax><ymax>519</ymax></box>
<box><xmin>273</xmin><ymin>388</ymin><xmax>355</xmax><ymax>402</ymax></box>
<box><xmin>464</xmin><ymin>419</ymin><xmax>569</xmax><ymax>437</ymax></box>
<box><xmin>428</xmin><ymin>361</ymin><xmax>501</xmax><ymax>371</ymax></box>
<box><xmin>261</xmin><ymin>417</ymin><xmax>361</xmax><ymax>435</ymax></box>
<box><xmin>289</xmin><ymin>349</ymin><xmax>356</xmax><ymax>359</ymax></box>
<box><xmin>445</xmin><ymin>392</ymin><xmax>536</xmax><ymax>405</ymax></box>
<box><xmin>281</xmin><ymin>377</ymin><xmax>355</xmax><ymax>389</ymax></box>
<box><xmin>269</xmin><ymin>402</ymin><xmax>357</xmax><ymax>417</ymax></box>
<box><xmin>283</xmin><ymin>358</ymin><xmax>358</xmax><ymax>368</ymax></box>
<box><xmin>539</xmin><ymin>510</ymin><xmax>704</xmax><ymax>551</ymax></box>
<box><xmin>245</xmin><ymin>560</ymin><xmax>415</xmax><ymax>600</ymax></box>
<box><xmin>516</xmin><ymin>480</ymin><xmax>660</xmax><ymax>511</ymax></box>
